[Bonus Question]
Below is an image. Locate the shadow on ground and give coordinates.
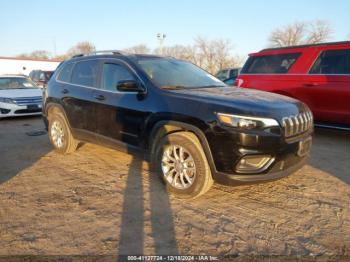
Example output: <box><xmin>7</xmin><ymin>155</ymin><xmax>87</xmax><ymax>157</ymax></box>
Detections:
<box><xmin>118</xmin><ymin>151</ymin><xmax>178</xmax><ymax>255</ymax></box>
<box><xmin>0</xmin><ymin>116</ymin><xmax>51</xmax><ymax>184</ymax></box>
<box><xmin>309</xmin><ymin>127</ymin><xmax>350</xmax><ymax>185</ymax></box>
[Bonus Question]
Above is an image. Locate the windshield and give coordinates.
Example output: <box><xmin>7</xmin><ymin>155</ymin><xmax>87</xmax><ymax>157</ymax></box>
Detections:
<box><xmin>0</xmin><ymin>77</ymin><xmax>38</xmax><ymax>90</ymax></box>
<box><xmin>215</xmin><ymin>69</ymin><xmax>228</xmax><ymax>81</ymax></box>
<box><xmin>136</xmin><ymin>58</ymin><xmax>225</xmax><ymax>89</ymax></box>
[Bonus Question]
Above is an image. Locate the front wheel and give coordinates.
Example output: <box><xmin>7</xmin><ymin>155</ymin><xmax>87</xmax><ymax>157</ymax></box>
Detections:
<box><xmin>155</xmin><ymin>132</ymin><xmax>213</xmax><ymax>199</ymax></box>
<box><xmin>48</xmin><ymin>112</ymin><xmax>78</xmax><ymax>154</ymax></box>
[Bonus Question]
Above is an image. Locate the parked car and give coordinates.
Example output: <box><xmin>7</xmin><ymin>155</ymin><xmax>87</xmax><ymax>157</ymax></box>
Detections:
<box><xmin>215</xmin><ymin>67</ymin><xmax>241</xmax><ymax>85</ymax></box>
<box><xmin>235</xmin><ymin>41</ymin><xmax>350</xmax><ymax>129</ymax></box>
<box><xmin>29</xmin><ymin>70</ymin><xmax>54</xmax><ymax>88</ymax></box>
<box><xmin>43</xmin><ymin>51</ymin><xmax>313</xmax><ymax>198</ymax></box>
<box><xmin>0</xmin><ymin>75</ymin><xmax>42</xmax><ymax>118</ymax></box>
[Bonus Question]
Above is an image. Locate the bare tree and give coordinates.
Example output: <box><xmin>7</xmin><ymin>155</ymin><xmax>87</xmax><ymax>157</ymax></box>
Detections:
<box><xmin>17</xmin><ymin>50</ymin><xmax>51</xmax><ymax>60</ymax></box>
<box><xmin>194</xmin><ymin>37</ymin><xmax>242</xmax><ymax>74</ymax></box>
<box><xmin>67</xmin><ymin>41</ymin><xmax>96</xmax><ymax>56</ymax></box>
<box><xmin>124</xmin><ymin>44</ymin><xmax>151</xmax><ymax>54</ymax></box>
<box><xmin>306</xmin><ymin>20</ymin><xmax>333</xmax><ymax>44</ymax></box>
<box><xmin>14</xmin><ymin>37</ymin><xmax>243</xmax><ymax>72</ymax></box>
<box><xmin>156</xmin><ymin>45</ymin><xmax>196</xmax><ymax>61</ymax></box>
<box><xmin>153</xmin><ymin>37</ymin><xmax>241</xmax><ymax>74</ymax></box>
<box><xmin>269</xmin><ymin>20</ymin><xmax>332</xmax><ymax>47</ymax></box>
<box><xmin>52</xmin><ymin>54</ymin><xmax>69</xmax><ymax>61</ymax></box>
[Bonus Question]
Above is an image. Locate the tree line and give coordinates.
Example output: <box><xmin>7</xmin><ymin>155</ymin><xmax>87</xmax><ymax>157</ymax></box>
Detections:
<box><xmin>15</xmin><ymin>20</ymin><xmax>336</xmax><ymax>74</ymax></box>
<box><xmin>17</xmin><ymin>38</ymin><xmax>243</xmax><ymax>75</ymax></box>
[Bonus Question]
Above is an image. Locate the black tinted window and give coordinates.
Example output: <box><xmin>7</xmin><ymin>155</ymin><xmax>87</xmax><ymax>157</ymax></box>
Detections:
<box><xmin>71</xmin><ymin>60</ymin><xmax>99</xmax><ymax>87</ymax></box>
<box><xmin>310</xmin><ymin>49</ymin><xmax>350</xmax><ymax>74</ymax></box>
<box><xmin>57</xmin><ymin>63</ymin><xmax>74</xmax><ymax>82</ymax></box>
<box><xmin>229</xmin><ymin>69</ymin><xmax>239</xmax><ymax>78</ymax></box>
<box><xmin>241</xmin><ymin>53</ymin><xmax>300</xmax><ymax>74</ymax></box>
<box><xmin>101</xmin><ymin>63</ymin><xmax>135</xmax><ymax>91</ymax></box>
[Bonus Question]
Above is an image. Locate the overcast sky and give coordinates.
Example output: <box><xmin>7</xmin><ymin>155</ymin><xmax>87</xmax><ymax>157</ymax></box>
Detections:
<box><xmin>1</xmin><ymin>0</ymin><xmax>349</xmax><ymax>58</ymax></box>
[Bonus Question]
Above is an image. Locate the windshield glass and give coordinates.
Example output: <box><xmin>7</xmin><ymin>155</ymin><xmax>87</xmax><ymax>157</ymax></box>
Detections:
<box><xmin>0</xmin><ymin>77</ymin><xmax>38</xmax><ymax>90</ymax></box>
<box><xmin>215</xmin><ymin>69</ymin><xmax>228</xmax><ymax>81</ymax></box>
<box><xmin>136</xmin><ymin>57</ymin><xmax>225</xmax><ymax>89</ymax></box>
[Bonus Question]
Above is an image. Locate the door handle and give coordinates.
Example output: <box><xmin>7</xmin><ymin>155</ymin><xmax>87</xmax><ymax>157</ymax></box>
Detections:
<box><xmin>61</xmin><ymin>88</ymin><xmax>69</xmax><ymax>94</ymax></box>
<box><xmin>94</xmin><ymin>94</ymin><xmax>106</xmax><ymax>101</ymax></box>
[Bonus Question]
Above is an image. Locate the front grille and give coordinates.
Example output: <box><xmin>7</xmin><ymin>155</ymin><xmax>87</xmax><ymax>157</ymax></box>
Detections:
<box><xmin>14</xmin><ymin>108</ymin><xmax>42</xmax><ymax>114</ymax></box>
<box><xmin>12</xmin><ymin>96</ymin><xmax>42</xmax><ymax>106</ymax></box>
<box><xmin>282</xmin><ymin>111</ymin><xmax>313</xmax><ymax>137</ymax></box>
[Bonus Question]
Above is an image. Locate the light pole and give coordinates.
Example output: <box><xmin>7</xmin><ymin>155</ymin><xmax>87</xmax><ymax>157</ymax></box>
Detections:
<box><xmin>157</xmin><ymin>33</ymin><xmax>166</xmax><ymax>55</ymax></box>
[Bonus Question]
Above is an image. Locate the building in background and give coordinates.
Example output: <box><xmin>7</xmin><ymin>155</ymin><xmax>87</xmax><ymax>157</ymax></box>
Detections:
<box><xmin>0</xmin><ymin>57</ymin><xmax>61</xmax><ymax>76</ymax></box>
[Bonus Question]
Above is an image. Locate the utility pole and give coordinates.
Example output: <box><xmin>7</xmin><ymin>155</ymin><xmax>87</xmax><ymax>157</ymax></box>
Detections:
<box><xmin>157</xmin><ymin>33</ymin><xmax>166</xmax><ymax>55</ymax></box>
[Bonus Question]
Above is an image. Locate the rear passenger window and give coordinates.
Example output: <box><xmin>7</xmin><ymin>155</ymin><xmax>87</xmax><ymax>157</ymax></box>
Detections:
<box><xmin>101</xmin><ymin>63</ymin><xmax>136</xmax><ymax>91</ymax></box>
<box><xmin>57</xmin><ymin>63</ymin><xmax>74</xmax><ymax>83</ymax></box>
<box><xmin>241</xmin><ymin>53</ymin><xmax>300</xmax><ymax>74</ymax></box>
<box><xmin>309</xmin><ymin>49</ymin><xmax>350</xmax><ymax>74</ymax></box>
<box><xmin>71</xmin><ymin>60</ymin><xmax>99</xmax><ymax>87</ymax></box>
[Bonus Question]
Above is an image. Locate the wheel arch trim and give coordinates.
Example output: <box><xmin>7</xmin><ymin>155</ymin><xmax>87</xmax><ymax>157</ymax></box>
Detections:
<box><xmin>148</xmin><ymin>120</ymin><xmax>218</xmax><ymax>175</ymax></box>
<box><xmin>45</xmin><ymin>103</ymin><xmax>72</xmax><ymax>129</ymax></box>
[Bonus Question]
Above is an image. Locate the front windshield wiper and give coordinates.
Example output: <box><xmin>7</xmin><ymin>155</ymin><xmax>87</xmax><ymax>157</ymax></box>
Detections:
<box><xmin>160</xmin><ymin>85</ymin><xmax>188</xmax><ymax>90</ymax></box>
<box><xmin>7</xmin><ymin>87</ymin><xmax>34</xmax><ymax>90</ymax></box>
<box><xmin>161</xmin><ymin>85</ymin><xmax>225</xmax><ymax>90</ymax></box>
<box><xmin>187</xmin><ymin>85</ymin><xmax>226</xmax><ymax>89</ymax></box>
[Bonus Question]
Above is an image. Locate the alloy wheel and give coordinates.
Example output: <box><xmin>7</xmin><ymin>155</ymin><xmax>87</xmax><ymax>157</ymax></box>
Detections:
<box><xmin>51</xmin><ymin>120</ymin><xmax>65</xmax><ymax>148</ymax></box>
<box><xmin>161</xmin><ymin>145</ymin><xmax>196</xmax><ymax>189</ymax></box>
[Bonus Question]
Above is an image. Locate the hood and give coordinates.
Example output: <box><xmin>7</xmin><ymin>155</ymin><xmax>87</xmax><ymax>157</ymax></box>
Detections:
<box><xmin>0</xmin><ymin>88</ymin><xmax>42</xmax><ymax>98</ymax></box>
<box><xmin>169</xmin><ymin>87</ymin><xmax>306</xmax><ymax>120</ymax></box>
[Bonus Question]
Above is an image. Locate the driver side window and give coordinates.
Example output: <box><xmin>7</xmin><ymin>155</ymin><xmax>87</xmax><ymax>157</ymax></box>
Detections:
<box><xmin>101</xmin><ymin>63</ymin><xmax>136</xmax><ymax>91</ymax></box>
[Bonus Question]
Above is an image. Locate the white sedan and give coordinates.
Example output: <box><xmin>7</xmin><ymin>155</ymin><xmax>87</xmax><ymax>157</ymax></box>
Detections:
<box><xmin>0</xmin><ymin>75</ymin><xmax>42</xmax><ymax>118</ymax></box>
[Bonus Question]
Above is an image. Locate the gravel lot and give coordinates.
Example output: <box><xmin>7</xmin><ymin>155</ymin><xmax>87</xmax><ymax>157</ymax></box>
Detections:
<box><xmin>0</xmin><ymin>116</ymin><xmax>349</xmax><ymax>260</ymax></box>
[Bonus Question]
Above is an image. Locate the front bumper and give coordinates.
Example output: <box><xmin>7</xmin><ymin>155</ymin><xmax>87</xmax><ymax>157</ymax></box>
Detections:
<box><xmin>207</xmin><ymin>125</ymin><xmax>312</xmax><ymax>185</ymax></box>
<box><xmin>212</xmin><ymin>153</ymin><xmax>308</xmax><ymax>185</ymax></box>
<box><xmin>0</xmin><ymin>102</ymin><xmax>42</xmax><ymax>118</ymax></box>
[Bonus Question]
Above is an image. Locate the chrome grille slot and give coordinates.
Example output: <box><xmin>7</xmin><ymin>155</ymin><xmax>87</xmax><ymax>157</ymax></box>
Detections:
<box><xmin>282</xmin><ymin>111</ymin><xmax>313</xmax><ymax>138</ymax></box>
<box><xmin>12</xmin><ymin>96</ymin><xmax>42</xmax><ymax>106</ymax></box>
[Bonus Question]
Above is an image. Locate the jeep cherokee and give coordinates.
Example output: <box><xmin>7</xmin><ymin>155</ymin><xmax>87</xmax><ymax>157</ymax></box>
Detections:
<box><xmin>43</xmin><ymin>51</ymin><xmax>313</xmax><ymax>198</ymax></box>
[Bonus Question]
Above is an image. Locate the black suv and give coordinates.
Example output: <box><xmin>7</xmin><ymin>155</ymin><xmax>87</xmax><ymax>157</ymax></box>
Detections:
<box><xmin>43</xmin><ymin>51</ymin><xmax>313</xmax><ymax>198</ymax></box>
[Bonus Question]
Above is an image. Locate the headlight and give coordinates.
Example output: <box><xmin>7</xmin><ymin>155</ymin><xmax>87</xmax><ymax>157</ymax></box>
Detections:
<box><xmin>217</xmin><ymin>113</ymin><xmax>279</xmax><ymax>130</ymax></box>
<box><xmin>0</xmin><ymin>97</ymin><xmax>15</xmax><ymax>104</ymax></box>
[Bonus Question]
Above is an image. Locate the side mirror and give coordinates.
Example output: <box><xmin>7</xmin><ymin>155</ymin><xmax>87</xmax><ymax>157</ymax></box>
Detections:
<box><xmin>117</xmin><ymin>80</ymin><xmax>143</xmax><ymax>93</ymax></box>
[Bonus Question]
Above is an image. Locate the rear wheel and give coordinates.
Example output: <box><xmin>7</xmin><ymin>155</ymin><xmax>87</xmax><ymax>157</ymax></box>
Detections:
<box><xmin>155</xmin><ymin>132</ymin><xmax>213</xmax><ymax>199</ymax></box>
<box><xmin>48</xmin><ymin>112</ymin><xmax>78</xmax><ymax>154</ymax></box>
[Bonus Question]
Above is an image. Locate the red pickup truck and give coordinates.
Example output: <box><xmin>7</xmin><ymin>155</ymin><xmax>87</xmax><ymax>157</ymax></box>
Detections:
<box><xmin>235</xmin><ymin>41</ymin><xmax>350</xmax><ymax>129</ymax></box>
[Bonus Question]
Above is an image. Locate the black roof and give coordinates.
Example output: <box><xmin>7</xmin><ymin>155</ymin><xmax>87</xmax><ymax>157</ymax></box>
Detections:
<box><xmin>261</xmin><ymin>41</ymin><xmax>350</xmax><ymax>52</ymax></box>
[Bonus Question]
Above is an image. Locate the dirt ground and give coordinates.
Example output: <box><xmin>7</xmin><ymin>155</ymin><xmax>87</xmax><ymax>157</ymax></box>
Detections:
<box><xmin>0</xmin><ymin>116</ymin><xmax>350</xmax><ymax>260</ymax></box>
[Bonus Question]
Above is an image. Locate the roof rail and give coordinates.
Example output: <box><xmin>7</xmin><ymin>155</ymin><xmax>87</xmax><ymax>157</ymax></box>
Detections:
<box><xmin>71</xmin><ymin>50</ymin><xmax>128</xmax><ymax>59</ymax></box>
<box><xmin>260</xmin><ymin>41</ymin><xmax>350</xmax><ymax>52</ymax></box>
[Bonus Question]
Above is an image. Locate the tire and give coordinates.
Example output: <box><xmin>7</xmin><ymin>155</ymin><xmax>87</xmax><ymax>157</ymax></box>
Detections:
<box><xmin>155</xmin><ymin>131</ymin><xmax>213</xmax><ymax>199</ymax></box>
<box><xmin>48</xmin><ymin>112</ymin><xmax>78</xmax><ymax>154</ymax></box>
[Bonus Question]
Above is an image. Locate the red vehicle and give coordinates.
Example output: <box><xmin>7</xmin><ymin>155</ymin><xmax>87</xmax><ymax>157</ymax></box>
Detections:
<box><xmin>235</xmin><ymin>41</ymin><xmax>350</xmax><ymax>129</ymax></box>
